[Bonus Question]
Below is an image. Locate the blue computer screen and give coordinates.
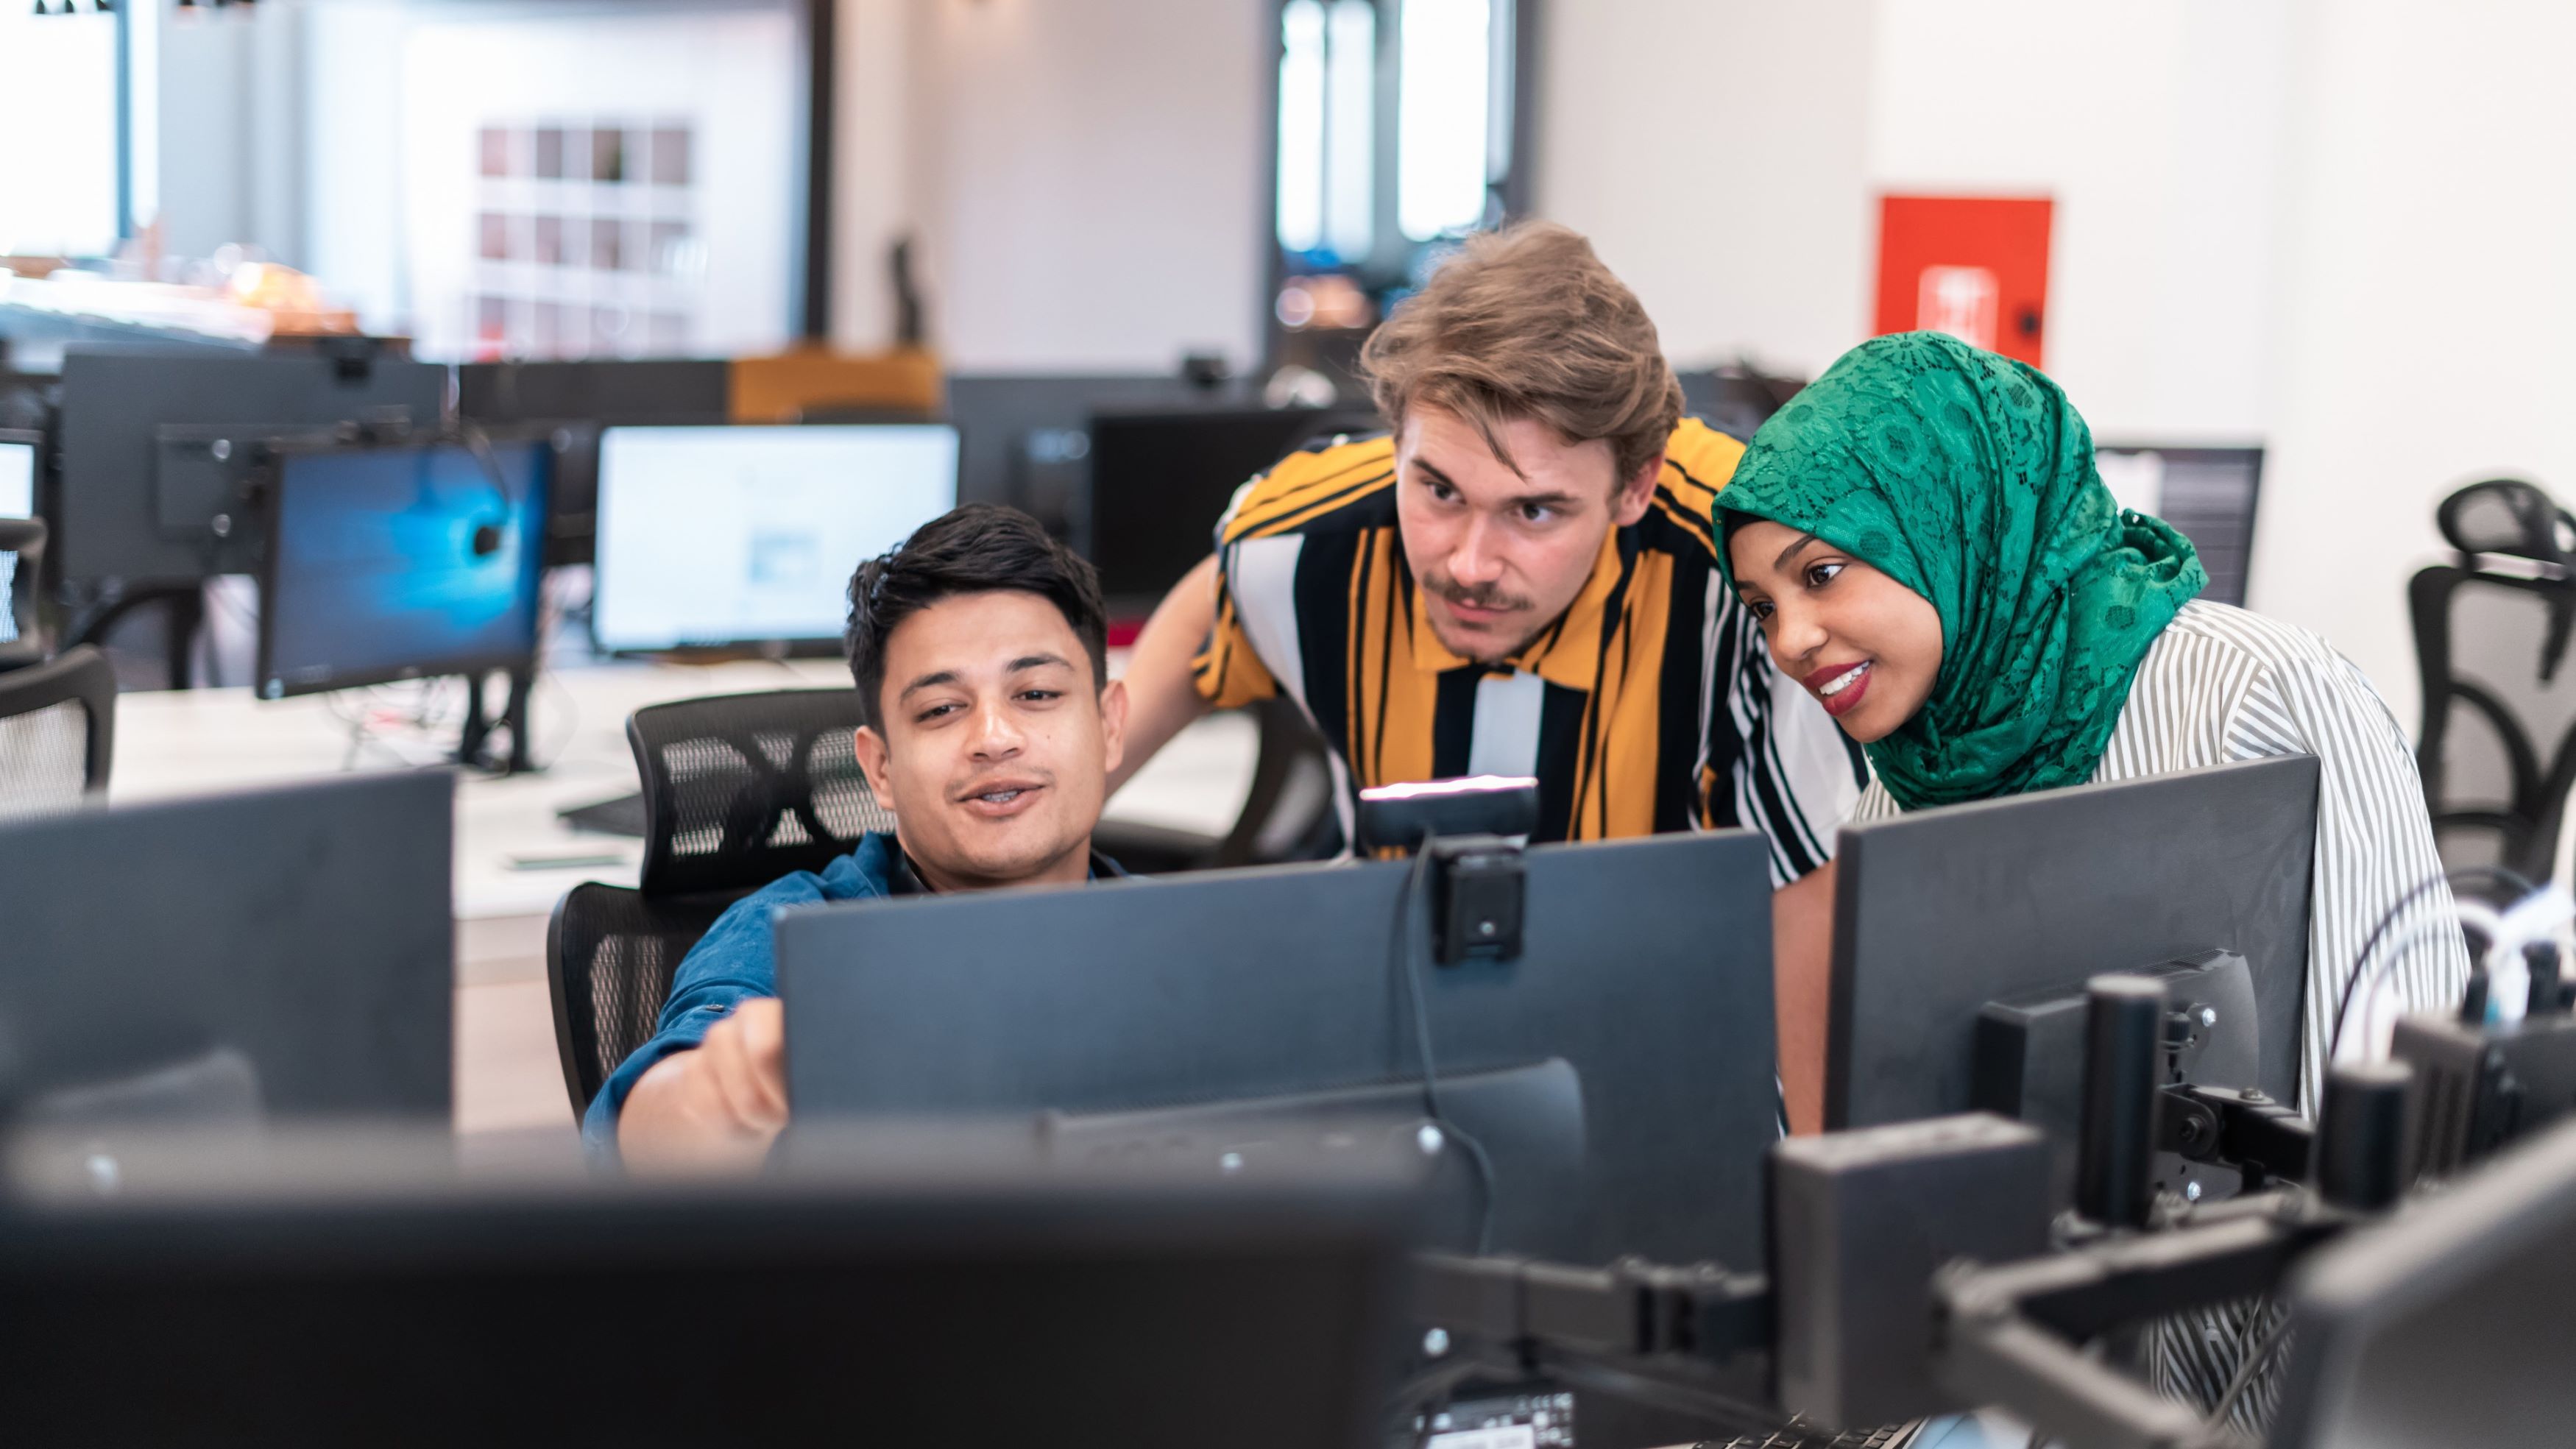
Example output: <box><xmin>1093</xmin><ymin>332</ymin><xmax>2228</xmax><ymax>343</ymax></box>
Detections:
<box><xmin>260</xmin><ymin>441</ymin><xmax>551</xmax><ymax>698</ymax></box>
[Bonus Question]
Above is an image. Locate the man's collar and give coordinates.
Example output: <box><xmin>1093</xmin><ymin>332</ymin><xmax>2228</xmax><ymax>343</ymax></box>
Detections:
<box><xmin>1405</xmin><ymin>525</ymin><xmax>1625</xmax><ymax>689</ymax></box>
<box><xmin>887</xmin><ymin>843</ymin><xmax>1124</xmax><ymax>895</ymax></box>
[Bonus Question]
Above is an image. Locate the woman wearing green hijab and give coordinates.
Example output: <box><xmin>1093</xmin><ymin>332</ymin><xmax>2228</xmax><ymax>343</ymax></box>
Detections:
<box><xmin>1718</xmin><ymin>333</ymin><xmax>2462</xmax><ymax>1430</ymax></box>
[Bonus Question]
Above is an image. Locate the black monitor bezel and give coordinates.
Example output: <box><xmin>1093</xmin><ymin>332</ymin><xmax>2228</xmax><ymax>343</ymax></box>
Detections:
<box><xmin>254</xmin><ymin>429</ymin><xmax>556</xmax><ymax>700</ymax></box>
<box><xmin>585</xmin><ymin>419</ymin><xmax>961</xmax><ymax>659</ymax></box>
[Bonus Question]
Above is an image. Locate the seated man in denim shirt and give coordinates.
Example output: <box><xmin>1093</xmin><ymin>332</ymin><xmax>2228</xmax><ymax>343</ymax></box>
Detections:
<box><xmin>590</xmin><ymin>504</ymin><xmax>1129</xmax><ymax>1170</ymax></box>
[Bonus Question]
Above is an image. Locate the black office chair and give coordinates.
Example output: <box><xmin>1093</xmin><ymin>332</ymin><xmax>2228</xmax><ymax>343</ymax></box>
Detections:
<box><xmin>2410</xmin><ymin>478</ymin><xmax>2576</xmax><ymax>882</ymax></box>
<box><xmin>1090</xmin><ymin>695</ymin><xmax>1342</xmax><ymax>873</ymax></box>
<box><xmin>545</xmin><ymin>688</ymin><xmax>894</xmax><ymax>1117</ymax></box>
<box><xmin>0</xmin><ymin>643</ymin><xmax>116</xmax><ymax>822</ymax></box>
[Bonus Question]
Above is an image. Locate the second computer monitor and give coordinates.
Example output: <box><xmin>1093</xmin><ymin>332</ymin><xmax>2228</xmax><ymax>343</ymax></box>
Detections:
<box><xmin>779</xmin><ymin>830</ymin><xmax>1782</xmax><ymax>1269</ymax></box>
<box><xmin>1829</xmin><ymin>756</ymin><xmax>2320</xmax><ymax>1137</ymax></box>
<box><xmin>592</xmin><ymin>423</ymin><xmax>960</xmax><ymax>653</ymax></box>
<box><xmin>256</xmin><ymin>437</ymin><xmax>551</xmax><ymax>700</ymax></box>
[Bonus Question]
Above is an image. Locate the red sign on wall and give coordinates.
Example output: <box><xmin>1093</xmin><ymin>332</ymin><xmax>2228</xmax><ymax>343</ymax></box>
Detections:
<box><xmin>1873</xmin><ymin>196</ymin><xmax>2053</xmax><ymax>367</ymax></box>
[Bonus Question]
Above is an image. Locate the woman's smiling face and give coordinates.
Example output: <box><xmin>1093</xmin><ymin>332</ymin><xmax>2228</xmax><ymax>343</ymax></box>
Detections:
<box><xmin>1727</xmin><ymin>517</ymin><xmax>1945</xmax><ymax>745</ymax></box>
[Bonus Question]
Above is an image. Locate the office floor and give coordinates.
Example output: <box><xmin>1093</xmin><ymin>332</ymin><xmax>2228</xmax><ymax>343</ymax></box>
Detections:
<box><xmin>108</xmin><ymin>654</ymin><xmax>1261</xmax><ymax>1141</ymax></box>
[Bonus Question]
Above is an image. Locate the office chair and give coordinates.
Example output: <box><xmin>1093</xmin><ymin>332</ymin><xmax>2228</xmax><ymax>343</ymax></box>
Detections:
<box><xmin>546</xmin><ymin>687</ymin><xmax>896</xmax><ymax>1116</ymax></box>
<box><xmin>0</xmin><ymin>643</ymin><xmax>116</xmax><ymax>822</ymax></box>
<box><xmin>1090</xmin><ymin>695</ymin><xmax>1341</xmax><ymax>872</ymax></box>
<box><xmin>2411</xmin><ymin>477</ymin><xmax>2576</xmax><ymax>883</ymax></box>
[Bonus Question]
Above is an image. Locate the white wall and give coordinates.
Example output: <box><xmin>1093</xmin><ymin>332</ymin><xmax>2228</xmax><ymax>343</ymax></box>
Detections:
<box><xmin>2252</xmin><ymin>0</ymin><xmax>2576</xmax><ymax>727</ymax></box>
<box><xmin>1866</xmin><ymin>0</ymin><xmax>2293</xmax><ymax>445</ymax></box>
<box><xmin>1534</xmin><ymin>0</ymin><xmax>1876</xmax><ymax>380</ymax></box>
<box><xmin>899</xmin><ymin>0</ymin><xmax>1270</xmax><ymax>375</ymax></box>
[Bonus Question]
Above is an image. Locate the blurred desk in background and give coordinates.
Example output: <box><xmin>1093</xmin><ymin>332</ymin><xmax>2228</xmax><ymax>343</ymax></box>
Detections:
<box><xmin>109</xmin><ymin>656</ymin><xmax>1259</xmax><ymax>1137</ymax></box>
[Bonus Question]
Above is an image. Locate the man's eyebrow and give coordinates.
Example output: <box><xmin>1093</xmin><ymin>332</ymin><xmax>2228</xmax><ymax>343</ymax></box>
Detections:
<box><xmin>1006</xmin><ymin>653</ymin><xmax>1075</xmax><ymax>673</ymax></box>
<box><xmin>1774</xmin><ymin>531</ymin><xmax>1825</xmax><ymax>571</ymax></box>
<box><xmin>896</xmin><ymin>669</ymin><xmax>960</xmax><ymax>701</ymax></box>
<box><xmin>1413</xmin><ymin>456</ymin><xmax>1581</xmax><ymax>511</ymax></box>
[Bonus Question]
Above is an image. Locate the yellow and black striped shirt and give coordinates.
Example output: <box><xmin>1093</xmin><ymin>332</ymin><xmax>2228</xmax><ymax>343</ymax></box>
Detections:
<box><xmin>1192</xmin><ymin>417</ymin><xmax>1864</xmax><ymax>881</ymax></box>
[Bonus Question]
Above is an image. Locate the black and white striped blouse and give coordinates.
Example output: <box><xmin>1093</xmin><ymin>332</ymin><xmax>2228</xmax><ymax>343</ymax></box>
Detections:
<box><xmin>1852</xmin><ymin>598</ymin><xmax>2469</xmax><ymax>1434</ymax></box>
<box><xmin>1849</xmin><ymin>598</ymin><xmax>2469</xmax><ymax>1113</ymax></box>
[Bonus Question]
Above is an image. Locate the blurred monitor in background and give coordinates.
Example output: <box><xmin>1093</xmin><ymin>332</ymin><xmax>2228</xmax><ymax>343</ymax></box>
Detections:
<box><xmin>54</xmin><ymin>351</ymin><xmax>449</xmax><ymax>584</ymax></box>
<box><xmin>1083</xmin><ymin>405</ymin><xmax>1378</xmax><ymax>620</ymax></box>
<box><xmin>1674</xmin><ymin>361</ymin><xmax>1807</xmax><ymax>444</ymax></box>
<box><xmin>590</xmin><ymin>423</ymin><xmax>959</xmax><ymax>654</ymax></box>
<box><xmin>943</xmin><ymin>372</ymin><xmax>1236</xmax><ymax>531</ymax></box>
<box><xmin>256</xmin><ymin>437</ymin><xmax>551</xmax><ymax>700</ymax></box>
<box><xmin>0</xmin><ymin>432</ymin><xmax>33</xmax><ymax>648</ymax></box>
<box><xmin>2095</xmin><ymin>445</ymin><xmax>2265</xmax><ymax>606</ymax></box>
<box><xmin>454</xmin><ymin>359</ymin><xmax>734</xmax><ymax>567</ymax></box>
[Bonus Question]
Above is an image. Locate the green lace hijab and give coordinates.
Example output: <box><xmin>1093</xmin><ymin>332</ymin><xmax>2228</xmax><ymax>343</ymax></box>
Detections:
<box><xmin>1714</xmin><ymin>333</ymin><xmax>2206</xmax><ymax>811</ymax></box>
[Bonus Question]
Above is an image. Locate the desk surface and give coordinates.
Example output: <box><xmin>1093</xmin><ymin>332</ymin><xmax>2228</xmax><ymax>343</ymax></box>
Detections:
<box><xmin>110</xmin><ymin>656</ymin><xmax>1257</xmax><ymax>922</ymax></box>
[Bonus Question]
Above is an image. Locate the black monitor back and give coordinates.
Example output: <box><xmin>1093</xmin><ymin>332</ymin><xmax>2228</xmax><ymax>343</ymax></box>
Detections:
<box><xmin>2095</xmin><ymin>444</ymin><xmax>2265</xmax><ymax>606</ymax></box>
<box><xmin>0</xmin><ymin>773</ymin><xmax>454</xmax><ymax>1120</ymax></box>
<box><xmin>2271</xmin><ymin>1113</ymin><xmax>2576</xmax><ymax>1448</ymax></box>
<box><xmin>1083</xmin><ymin>405</ymin><xmax>1380</xmax><ymax>611</ymax></box>
<box><xmin>55</xmin><ymin>350</ymin><xmax>450</xmax><ymax>581</ymax></box>
<box><xmin>455</xmin><ymin>358</ymin><xmax>732</xmax><ymax>564</ymax></box>
<box><xmin>1829</xmin><ymin>757</ymin><xmax>2318</xmax><ymax>1132</ymax></box>
<box><xmin>779</xmin><ymin>831</ymin><xmax>1780</xmax><ymax>1267</ymax></box>
<box><xmin>0</xmin><ymin>1136</ymin><xmax>1409</xmax><ymax>1449</ymax></box>
<box><xmin>942</xmin><ymin>372</ymin><xmax>1206</xmax><ymax>518</ymax></box>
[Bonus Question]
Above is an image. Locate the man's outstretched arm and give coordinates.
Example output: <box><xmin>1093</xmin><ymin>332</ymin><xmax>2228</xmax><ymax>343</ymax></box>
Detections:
<box><xmin>1108</xmin><ymin>553</ymin><xmax>1222</xmax><ymax>796</ymax></box>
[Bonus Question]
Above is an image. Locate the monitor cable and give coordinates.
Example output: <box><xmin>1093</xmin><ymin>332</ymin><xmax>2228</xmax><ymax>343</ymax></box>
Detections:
<box><xmin>1391</xmin><ymin>832</ymin><xmax>1501</xmax><ymax>1256</ymax></box>
<box><xmin>453</xmin><ymin>419</ymin><xmax>519</xmax><ymax>561</ymax></box>
<box><xmin>2326</xmin><ymin>863</ymin><xmax>2535</xmax><ymax>1064</ymax></box>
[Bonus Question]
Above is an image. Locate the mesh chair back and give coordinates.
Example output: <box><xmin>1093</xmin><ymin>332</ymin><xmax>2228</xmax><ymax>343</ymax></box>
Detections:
<box><xmin>0</xmin><ymin>645</ymin><xmax>115</xmax><ymax>823</ymax></box>
<box><xmin>2411</xmin><ymin>564</ymin><xmax>2576</xmax><ymax>879</ymax></box>
<box><xmin>545</xmin><ymin>882</ymin><xmax>736</xmax><ymax>1115</ymax></box>
<box><xmin>2438</xmin><ymin>478</ymin><xmax>2576</xmax><ymax>564</ymax></box>
<box><xmin>629</xmin><ymin>687</ymin><xmax>895</xmax><ymax>896</ymax></box>
<box><xmin>548</xmin><ymin>687</ymin><xmax>897</xmax><ymax>1116</ymax></box>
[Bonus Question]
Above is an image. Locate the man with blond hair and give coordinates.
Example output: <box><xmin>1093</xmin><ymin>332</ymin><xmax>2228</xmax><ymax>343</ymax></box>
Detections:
<box><xmin>1115</xmin><ymin>221</ymin><xmax>1865</xmax><ymax>1131</ymax></box>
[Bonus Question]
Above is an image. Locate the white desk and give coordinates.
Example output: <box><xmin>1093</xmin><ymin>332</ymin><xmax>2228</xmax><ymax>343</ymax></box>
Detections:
<box><xmin>110</xmin><ymin>659</ymin><xmax>1259</xmax><ymax>1134</ymax></box>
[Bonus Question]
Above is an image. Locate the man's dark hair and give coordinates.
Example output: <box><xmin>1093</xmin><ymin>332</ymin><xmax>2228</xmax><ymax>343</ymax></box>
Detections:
<box><xmin>844</xmin><ymin>503</ymin><xmax>1110</xmax><ymax>730</ymax></box>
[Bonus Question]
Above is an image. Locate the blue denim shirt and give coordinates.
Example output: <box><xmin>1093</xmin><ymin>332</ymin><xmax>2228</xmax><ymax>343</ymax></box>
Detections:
<box><xmin>581</xmin><ymin>833</ymin><xmax>1122</xmax><ymax>1156</ymax></box>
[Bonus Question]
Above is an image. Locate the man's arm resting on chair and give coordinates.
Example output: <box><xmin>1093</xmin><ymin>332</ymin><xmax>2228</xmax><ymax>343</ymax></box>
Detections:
<box><xmin>1108</xmin><ymin>553</ymin><xmax>1221</xmax><ymax>796</ymax></box>
<box><xmin>617</xmin><ymin>998</ymin><xmax>788</xmax><ymax>1173</ymax></box>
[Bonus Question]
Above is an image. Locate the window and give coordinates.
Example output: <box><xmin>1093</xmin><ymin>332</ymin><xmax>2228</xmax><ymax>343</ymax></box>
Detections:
<box><xmin>1270</xmin><ymin>0</ymin><xmax>1530</xmax><ymax>379</ymax></box>
<box><xmin>0</xmin><ymin>7</ymin><xmax>124</xmax><ymax>257</ymax></box>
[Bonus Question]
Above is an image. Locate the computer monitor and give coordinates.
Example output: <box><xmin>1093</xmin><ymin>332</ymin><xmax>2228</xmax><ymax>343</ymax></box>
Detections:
<box><xmin>54</xmin><ymin>350</ymin><xmax>450</xmax><ymax>581</ymax></box>
<box><xmin>1082</xmin><ymin>405</ymin><xmax>1380</xmax><ymax>613</ymax></box>
<box><xmin>255</xmin><ymin>437</ymin><xmax>551</xmax><ymax>700</ymax></box>
<box><xmin>943</xmin><ymin>372</ymin><xmax>1212</xmax><ymax>519</ymax></box>
<box><xmin>2095</xmin><ymin>444</ymin><xmax>2265</xmax><ymax>606</ymax></box>
<box><xmin>0</xmin><ymin>1129</ymin><xmax>1411</xmax><ymax>1449</ymax></box>
<box><xmin>590</xmin><ymin>423</ymin><xmax>960</xmax><ymax>654</ymax></box>
<box><xmin>2271</xmin><ymin>1112</ymin><xmax>2576</xmax><ymax>1447</ymax></box>
<box><xmin>0</xmin><ymin>431</ymin><xmax>35</xmax><ymax>649</ymax></box>
<box><xmin>779</xmin><ymin>830</ymin><xmax>1782</xmax><ymax>1269</ymax></box>
<box><xmin>0</xmin><ymin>773</ymin><xmax>453</xmax><ymax>1121</ymax></box>
<box><xmin>455</xmin><ymin>358</ymin><xmax>733</xmax><ymax>564</ymax></box>
<box><xmin>1828</xmin><ymin>757</ymin><xmax>2319</xmax><ymax>1191</ymax></box>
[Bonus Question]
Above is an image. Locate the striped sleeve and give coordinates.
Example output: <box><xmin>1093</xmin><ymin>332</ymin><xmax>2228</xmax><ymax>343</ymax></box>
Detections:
<box><xmin>2196</xmin><ymin>612</ymin><xmax>2470</xmax><ymax>1116</ymax></box>
<box><xmin>1705</xmin><ymin>595</ymin><xmax>1869</xmax><ymax>887</ymax></box>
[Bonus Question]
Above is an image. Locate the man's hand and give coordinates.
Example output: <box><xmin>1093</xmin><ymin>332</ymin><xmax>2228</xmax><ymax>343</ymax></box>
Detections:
<box><xmin>1107</xmin><ymin>554</ymin><xmax>1221</xmax><ymax>796</ymax></box>
<box><xmin>617</xmin><ymin>997</ymin><xmax>788</xmax><ymax>1173</ymax></box>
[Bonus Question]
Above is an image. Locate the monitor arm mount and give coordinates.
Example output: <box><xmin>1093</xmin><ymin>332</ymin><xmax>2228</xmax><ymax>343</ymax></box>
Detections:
<box><xmin>1407</xmin><ymin>974</ymin><xmax>2458</xmax><ymax>1449</ymax></box>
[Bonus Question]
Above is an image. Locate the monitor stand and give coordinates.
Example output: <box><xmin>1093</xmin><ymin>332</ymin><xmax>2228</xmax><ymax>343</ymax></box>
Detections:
<box><xmin>456</xmin><ymin>668</ymin><xmax>534</xmax><ymax>776</ymax></box>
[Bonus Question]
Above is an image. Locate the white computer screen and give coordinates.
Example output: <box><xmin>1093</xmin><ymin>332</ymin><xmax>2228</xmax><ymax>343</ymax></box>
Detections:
<box><xmin>0</xmin><ymin>441</ymin><xmax>32</xmax><ymax>518</ymax></box>
<box><xmin>592</xmin><ymin>424</ymin><xmax>960</xmax><ymax>652</ymax></box>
